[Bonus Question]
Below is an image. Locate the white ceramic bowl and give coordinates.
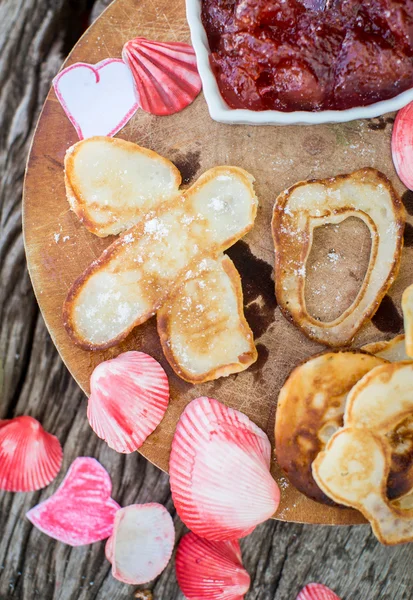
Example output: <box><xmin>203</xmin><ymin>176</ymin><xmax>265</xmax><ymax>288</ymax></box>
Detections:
<box><xmin>186</xmin><ymin>0</ymin><xmax>413</xmax><ymax>126</ymax></box>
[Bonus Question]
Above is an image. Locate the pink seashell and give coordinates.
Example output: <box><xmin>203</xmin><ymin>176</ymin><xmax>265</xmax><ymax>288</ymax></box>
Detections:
<box><xmin>169</xmin><ymin>397</ymin><xmax>280</xmax><ymax>540</ymax></box>
<box><xmin>176</xmin><ymin>532</ymin><xmax>250</xmax><ymax>600</ymax></box>
<box><xmin>392</xmin><ymin>101</ymin><xmax>413</xmax><ymax>190</ymax></box>
<box><xmin>122</xmin><ymin>37</ymin><xmax>202</xmax><ymax>116</ymax></box>
<box><xmin>105</xmin><ymin>532</ymin><xmax>114</xmax><ymax>562</ymax></box>
<box><xmin>0</xmin><ymin>416</ymin><xmax>62</xmax><ymax>492</ymax></box>
<box><xmin>297</xmin><ymin>583</ymin><xmax>342</xmax><ymax>600</ymax></box>
<box><xmin>26</xmin><ymin>457</ymin><xmax>120</xmax><ymax>546</ymax></box>
<box><xmin>106</xmin><ymin>503</ymin><xmax>175</xmax><ymax>584</ymax></box>
<box><xmin>87</xmin><ymin>351</ymin><xmax>170</xmax><ymax>453</ymax></box>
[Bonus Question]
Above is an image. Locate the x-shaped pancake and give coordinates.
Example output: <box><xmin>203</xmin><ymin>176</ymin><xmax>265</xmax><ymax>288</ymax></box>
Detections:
<box><xmin>62</xmin><ymin>137</ymin><xmax>258</xmax><ymax>382</ymax></box>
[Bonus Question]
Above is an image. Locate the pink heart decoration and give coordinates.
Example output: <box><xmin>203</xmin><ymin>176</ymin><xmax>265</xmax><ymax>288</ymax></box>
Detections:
<box><xmin>26</xmin><ymin>457</ymin><xmax>120</xmax><ymax>546</ymax></box>
<box><xmin>53</xmin><ymin>59</ymin><xmax>139</xmax><ymax>139</ymax></box>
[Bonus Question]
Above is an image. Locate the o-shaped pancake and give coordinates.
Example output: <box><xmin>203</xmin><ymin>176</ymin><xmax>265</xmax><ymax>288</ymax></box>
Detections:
<box><xmin>272</xmin><ymin>168</ymin><xmax>405</xmax><ymax>347</ymax></box>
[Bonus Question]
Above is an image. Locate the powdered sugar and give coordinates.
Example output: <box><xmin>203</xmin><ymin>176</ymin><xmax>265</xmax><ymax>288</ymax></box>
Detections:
<box><xmin>294</xmin><ymin>266</ymin><xmax>306</xmax><ymax>277</ymax></box>
<box><xmin>144</xmin><ymin>218</ymin><xmax>169</xmax><ymax>240</ymax></box>
<box><xmin>181</xmin><ymin>214</ymin><xmax>194</xmax><ymax>225</ymax></box>
<box><xmin>208</xmin><ymin>197</ymin><xmax>225</xmax><ymax>211</ymax></box>
<box><xmin>117</xmin><ymin>303</ymin><xmax>132</xmax><ymax>322</ymax></box>
<box><xmin>327</xmin><ymin>250</ymin><xmax>339</xmax><ymax>263</ymax></box>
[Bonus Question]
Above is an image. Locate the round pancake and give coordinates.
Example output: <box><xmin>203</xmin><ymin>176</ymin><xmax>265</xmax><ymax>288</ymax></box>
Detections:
<box><xmin>345</xmin><ymin>362</ymin><xmax>413</xmax><ymax>501</ymax></box>
<box><xmin>385</xmin><ymin>414</ymin><xmax>413</xmax><ymax>499</ymax></box>
<box><xmin>275</xmin><ymin>351</ymin><xmax>386</xmax><ymax>505</ymax></box>
<box><xmin>362</xmin><ymin>334</ymin><xmax>411</xmax><ymax>363</ymax></box>
<box><xmin>361</xmin><ymin>336</ymin><xmax>413</xmax><ymax>497</ymax></box>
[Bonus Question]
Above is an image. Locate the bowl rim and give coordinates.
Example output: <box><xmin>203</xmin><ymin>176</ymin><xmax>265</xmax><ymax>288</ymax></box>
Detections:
<box><xmin>186</xmin><ymin>0</ymin><xmax>413</xmax><ymax>125</ymax></box>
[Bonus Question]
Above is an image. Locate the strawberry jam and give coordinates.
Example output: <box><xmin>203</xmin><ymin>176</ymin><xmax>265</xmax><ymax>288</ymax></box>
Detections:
<box><xmin>201</xmin><ymin>0</ymin><xmax>413</xmax><ymax>111</ymax></box>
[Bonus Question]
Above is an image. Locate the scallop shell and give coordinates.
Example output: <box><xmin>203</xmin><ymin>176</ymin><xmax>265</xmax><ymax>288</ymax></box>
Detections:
<box><xmin>105</xmin><ymin>532</ymin><xmax>114</xmax><ymax>562</ymax></box>
<box><xmin>87</xmin><ymin>351</ymin><xmax>170</xmax><ymax>453</ymax></box>
<box><xmin>297</xmin><ymin>583</ymin><xmax>341</xmax><ymax>600</ymax></box>
<box><xmin>176</xmin><ymin>532</ymin><xmax>250</xmax><ymax>600</ymax></box>
<box><xmin>0</xmin><ymin>416</ymin><xmax>62</xmax><ymax>492</ymax></box>
<box><xmin>392</xmin><ymin>101</ymin><xmax>413</xmax><ymax>190</ymax></box>
<box><xmin>26</xmin><ymin>457</ymin><xmax>120</xmax><ymax>546</ymax></box>
<box><xmin>122</xmin><ymin>37</ymin><xmax>202</xmax><ymax>116</ymax></box>
<box><xmin>106</xmin><ymin>503</ymin><xmax>175</xmax><ymax>584</ymax></box>
<box><xmin>169</xmin><ymin>397</ymin><xmax>280</xmax><ymax>540</ymax></box>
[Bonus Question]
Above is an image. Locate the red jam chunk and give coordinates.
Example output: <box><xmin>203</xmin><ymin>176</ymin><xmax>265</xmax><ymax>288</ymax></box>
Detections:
<box><xmin>201</xmin><ymin>0</ymin><xmax>413</xmax><ymax>111</ymax></box>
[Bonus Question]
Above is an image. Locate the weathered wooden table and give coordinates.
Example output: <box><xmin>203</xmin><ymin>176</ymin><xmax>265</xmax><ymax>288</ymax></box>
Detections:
<box><xmin>1</xmin><ymin>1</ymin><xmax>413</xmax><ymax>599</ymax></box>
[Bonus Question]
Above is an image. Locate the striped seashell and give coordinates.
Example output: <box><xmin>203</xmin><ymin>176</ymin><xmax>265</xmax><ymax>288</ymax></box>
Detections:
<box><xmin>297</xmin><ymin>583</ymin><xmax>342</xmax><ymax>600</ymax></box>
<box><xmin>176</xmin><ymin>532</ymin><xmax>250</xmax><ymax>599</ymax></box>
<box><xmin>122</xmin><ymin>37</ymin><xmax>202</xmax><ymax>116</ymax></box>
<box><xmin>0</xmin><ymin>416</ymin><xmax>62</xmax><ymax>492</ymax></box>
<box><xmin>392</xmin><ymin>101</ymin><xmax>413</xmax><ymax>191</ymax></box>
<box><xmin>87</xmin><ymin>351</ymin><xmax>169</xmax><ymax>453</ymax></box>
<box><xmin>170</xmin><ymin>396</ymin><xmax>280</xmax><ymax>540</ymax></box>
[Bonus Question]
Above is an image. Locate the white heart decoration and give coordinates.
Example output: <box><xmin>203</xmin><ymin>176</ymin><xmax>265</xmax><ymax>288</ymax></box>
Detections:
<box><xmin>53</xmin><ymin>59</ymin><xmax>140</xmax><ymax>139</ymax></box>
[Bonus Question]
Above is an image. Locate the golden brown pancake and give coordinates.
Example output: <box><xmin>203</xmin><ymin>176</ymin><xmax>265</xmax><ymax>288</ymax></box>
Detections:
<box><xmin>402</xmin><ymin>284</ymin><xmax>413</xmax><ymax>358</ymax></box>
<box><xmin>275</xmin><ymin>351</ymin><xmax>386</xmax><ymax>505</ymax></box>
<box><xmin>345</xmin><ymin>362</ymin><xmax>413</xmax><ymax>501</ymax></box>
<box><xmin>63</xmin><ymin>165</ymin><xmax>258</xmax><ymax>349</ymax></box>
<box><xmin>313</xmin><ymin>362</ymin><xmax>413</xmax><ymax>545</ymax></box>
<box><xmin>157</xmin><ymin>255</ymin><xmax>257</xmax><ymax>383</ymax></box>
<box><xmin>272</xmin><ymin>168</ymin><xmax>405</xmax><ymax>347</ymax></box>
<box><xmin>386</xmin><ymin>414</ymin><xmax>413</xmax><ymax>500</ymax></box>
<box><xmin>362</xmin><ymin>334</ymin><xmax>411</xmax><ymax>362</ymax></box>
<box><xmin>65</xmin><ymin>137</ymin><xmax>181</xmax><ymax>237</ymax></box>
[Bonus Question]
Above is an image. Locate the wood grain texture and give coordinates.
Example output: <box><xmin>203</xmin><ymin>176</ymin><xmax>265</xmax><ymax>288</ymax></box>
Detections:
<box><xmin>0</xmin><ymin>0</ymin><xmax>412</xmax><ymax>599</ymax></box>
<box><xmin>23</xmin><ymin>0</ymin><xmax>413</xmax><ymax>527</ymax></box>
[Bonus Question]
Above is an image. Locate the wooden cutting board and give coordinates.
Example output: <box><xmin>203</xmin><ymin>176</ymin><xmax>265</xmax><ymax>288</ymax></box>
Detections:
<box><xmin>23</xmin><ymin>0</ymin><xmax>413</xmax><ymax>525</ymax></box>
